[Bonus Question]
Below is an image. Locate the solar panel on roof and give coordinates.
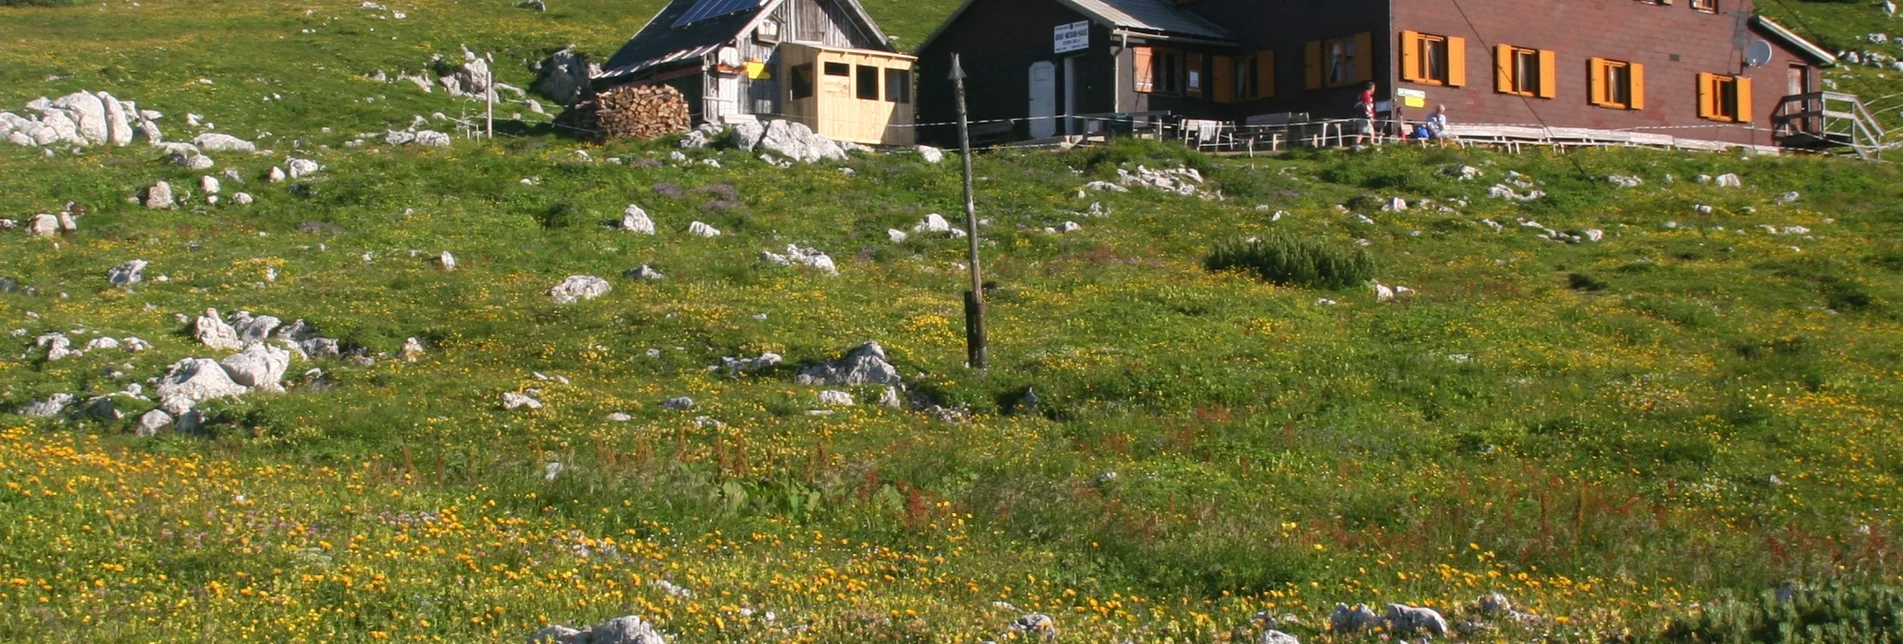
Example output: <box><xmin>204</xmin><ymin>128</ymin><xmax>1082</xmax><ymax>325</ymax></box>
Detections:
<box><xmin>672</xmin><ymin>0</ymin><xmax>767</xmax><ymax>29</ymax></box>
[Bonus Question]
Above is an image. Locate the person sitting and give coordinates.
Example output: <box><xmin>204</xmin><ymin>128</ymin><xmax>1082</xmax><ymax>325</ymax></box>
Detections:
<box><xmin>1425</xmin><ymin>104</ymin><xmax>1450</xmax><ymax>142</ymax></box>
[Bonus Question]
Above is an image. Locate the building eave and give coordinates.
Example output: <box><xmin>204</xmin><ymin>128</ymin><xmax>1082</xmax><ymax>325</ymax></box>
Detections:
<box><xmin>1752</xmin><ymin>15</ymin><xmax>1838</xmax><ymax>67</ymax></box>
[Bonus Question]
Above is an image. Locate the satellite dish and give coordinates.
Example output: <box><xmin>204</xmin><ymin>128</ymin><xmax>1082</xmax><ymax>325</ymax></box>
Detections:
<box><xmin>1745</xmin><ymin>40</ymin><xmax>1774</xmax><ymax>68</ymax></box>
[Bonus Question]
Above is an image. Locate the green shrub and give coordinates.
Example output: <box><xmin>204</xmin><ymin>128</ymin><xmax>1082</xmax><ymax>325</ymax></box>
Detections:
<box><xmin>1663</xmin><ymin>582</ymin><xmax>1903</xmax><ymax>642</ymax></box>
<box><xmin>1204</xmin><ymin>234</ymin><xmax>1375</xmax><ymax>289</ymax></box>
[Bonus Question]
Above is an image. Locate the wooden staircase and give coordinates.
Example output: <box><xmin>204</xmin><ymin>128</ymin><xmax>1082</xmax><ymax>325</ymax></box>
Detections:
<box><xmin>1773</xmin><ymin>91</ymin><xmax>1889</xmax><ymax>160</ymax></box>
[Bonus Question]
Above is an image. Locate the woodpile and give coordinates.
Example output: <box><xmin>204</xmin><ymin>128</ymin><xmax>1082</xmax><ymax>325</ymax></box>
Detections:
<box><xmin>557</xmin><ymin>83</ymin><xmax>690</xmax><ymax>142</ymax></box>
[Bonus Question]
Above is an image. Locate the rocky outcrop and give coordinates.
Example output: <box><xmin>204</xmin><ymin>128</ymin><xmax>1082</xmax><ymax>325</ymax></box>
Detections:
<box><xmin>156</xmin><ymin>358</ymin><xmax>250</xmax><ymax>402</ymax></box>
<box><xmin>532</xmin><ymin>46</ymin><xmax>599</xmax><ymax>107</ymax></box>
<box><xmin>796</xmin><ymin>342</ymin><xmax>901</xmax><ymax>387</ymax></box>
<box><xmin>547</xmin><ymin>275</ymin><xmax>611</xmax><ymax>304</ymax></box>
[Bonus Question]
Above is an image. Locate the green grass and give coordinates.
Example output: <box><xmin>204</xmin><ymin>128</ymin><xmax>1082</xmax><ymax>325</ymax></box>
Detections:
<box><xmin>2</xmin><ymin>1</ymin><xmax>1903</xmax><ymax>642</ymax></box>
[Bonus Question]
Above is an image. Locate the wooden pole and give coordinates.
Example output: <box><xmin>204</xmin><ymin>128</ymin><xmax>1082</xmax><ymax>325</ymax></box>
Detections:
<box><xmin>951</xmin><ymin>54</ymin><xmax>987</xmax><ymax>371</ymax></box>
<box><xmin>485</xmin><ymin>57</ymin><xmax>495</xmax><ymax>140</ymax></box>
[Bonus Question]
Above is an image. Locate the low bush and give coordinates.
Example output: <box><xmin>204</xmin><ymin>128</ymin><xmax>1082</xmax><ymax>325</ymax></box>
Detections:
<box><xmin>1204</xmin><ymin>234</ymin><xmax>1375</xmax><ymax>289</ymax></box>
<box><xmin>1663</xmin><ymin>582</ymin><xmax>1903</xmax><ymax>642</ymax></box>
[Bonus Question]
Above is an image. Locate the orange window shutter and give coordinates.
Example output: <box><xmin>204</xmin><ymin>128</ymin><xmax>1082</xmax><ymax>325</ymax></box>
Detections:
<box><xmin>1537</xmin><ymin>50</ymin><xmax>1557</xmax><ymax>98</ymax></box>
<box><xmin>1353</xmin><ymin>32</ymin><xmax>1375</xmax><ymax>83</ymax></box>
<box><xmin>1628</xmin><ymin>63</ymin><xmax>1644</xmax><ymax>109</ymax></box>
<box><xmin>1734</xmin><ymin>76</ymin><xmax>1751</xmax><ymax>122</ymax></box>
<box><xmin>1447</xmin><ymin>36</ymin><xmax>1467</xmax><ymax>87</ymax></box>
<box><xmin>1258</xmin><ymin>51</ymin><xmax>1276</xmax><ymax>98</ymax></box>
<box><xmin>1213</xmin><ymin>55</ymin><xmax>1233</xmax><ymax>102</ymax></box>
<box><xmin>1588</xmin><ymin>58</ymin><xmax>1607</xmax><ymax>106</ymax></box>
<box><xmin>1305</xmin><ymin>41</ymin><xmax>1323</xmax><ymax>89</ymax></box>
<box><xmin>1399</xmin><ymin>31</ymin><xmax>1420</xmax><ymax>82</ymax></box>
<box><xmin>1495</xmin><ymin>44</ymin><xmax>1513</xmax><ymax>93</ymax></box>
<box><xmin>1134</xmin><ymin>46</ymin><xmax>1155</xmax><ymax>93</ymax></box>
<box><xmin>1698</xmin><ymin>73</ymin><xmax>1717</xmax><ymax>119</ymax></box>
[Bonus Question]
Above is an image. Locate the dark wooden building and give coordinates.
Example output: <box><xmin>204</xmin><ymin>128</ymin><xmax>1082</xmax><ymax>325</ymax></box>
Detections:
<box><xmin>915</xmin><ymin>0</ymin><xmax>1849</xmax><ymax>149</ymax></box>
<box><xmin>598</xmin><ymin>0</ymin><xmax>918</xmax><ymax>144</ymax></box>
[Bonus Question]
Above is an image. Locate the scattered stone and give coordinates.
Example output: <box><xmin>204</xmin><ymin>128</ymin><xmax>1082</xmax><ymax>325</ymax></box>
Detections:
<box><xmin>528</xmin><ymin>615</ymin><xmax>668</xmax><ymax>644</ymax></box>
<box><xmin>1476</xmin><ymin>592</ymin><xmax>1513</xmax><ymax>617</ymax></box>
<box><xmin>233</xmin><ymin>192</ymin><xmax>254</xmax><ymax>205</ymax></box>
<box><xmin>17</xmin><ymin>393</ymin><xmax>74</xmax><ymax>417</ymax></box>
<box><xmin>1487</xmin><ymin>184</ymin><xmax>1544</xmax><ymax>201</ymax></box>
<box><xmin>887</xmin><ymin>229</ymin><xmax>908</xmax><ymax>242</ymax></box>
<box><xmin>605</xmin><ymin>412</ymin><xmax>633</xmax><ymax>422</ymax></box>
<box><xmin>194</xmin><ymin>133</ymin><xmax>257</xmax><ymax>153</ymax></box>
<box><xmin>24</xmin><ymin>214</ymin><xmax>59</xmax><ymax>237</ymax></box>
<box><xmin>796</xmin><ymin>342</ymin><xmax>900</xmax><ymax>386</ymax></box>
<box><xmin>1116</xmin><ymin>165</ymin><xmax>1208</xmax><ymax>197</ymax></box>
<box><xmin>687</xmin><ymin>221</ymin><xmax>721</xmax><ymax>238</ymax></box>
<box><xmin>1258</xmin><ymin>630</ymin><xmax>1300</xmax><ymax>644</ymax></box>
<box><xmin>817</xmin><ymin>390</ymin><xmax>854</xmax><ymax>406</ymax></box>
<box><xmin>107</xmin><ymin>260</ymin><xmax>148</xmax><ymax>286</ymax></box>
<box><xmin>286</xmin><ymin>158</ymin><xmax>321</xmax><ymax>178</ymax></box>
<box><xmin>1441</xmin><ymin>165</ymin><xmax>1481</xmax><ymax>180</ymax></box>
<box><xmin>220</xmin><ymin>343</ymin><xmax>292</xmax><ymax>392</ymax></box>
<box><xmin>194</xmin><ymin>308</ymin><xmax>244</xmax><ymax>351</ymax></box>
<box><xmin>1058</xmin><ymin>221</ymin><xmax>1082</xmax><ymax>233</ymax></box>
<box><xmin>547</xmin><ymin>275</ymin><xmax>611</xmax><ymax>304</ymax></box>
<box><xmin>1695</xmin><ymin>204</ymin><xmax>1714</xmax><ymax>214</ymax></box>
<box><xmin>82</xmin><ymin>337</ymin><xmax>120</xmax><ymax>351</ymax></box>
<box><xmin>1384</xmin><ymin>603</ymin><xmax>1449</xmax><ymax>638</ymax></box>
<box><xmin>624</xmin><ymin>264</ymin><xmax>665</xmax><ymax>281</ymax></box>
<box><xmin>661</xmin><ymin>396</ymin><xmax>695</xmax><ymax>410</ymax></box>
<box><xmin>1608</xmin><ymin>174</ymin><xmax>1643</xmax><ymax>188</ymax></box>
<box><xmin>1379</xmin><ymin>197</ymin><xmax>1407</xmax><ymax>212</ymax></box>
<box><xmin>35</xmin><ymin>333</ymin><xmax>73</xmax><ymax>361</ymax></box>
<box><xmin>619</xmin><ymin>204</ymin><xmax>656</xmax><ymax>234</ymax></box>
<box><xmin>532</xmin><ymin>46</ymin><xmax>599</xmax><ymax>107</ymax></box>
<box><xmin>1777</xmin><ymin>191</ymin><xmax>1800</xmax><ymax>205</ymax></box>
<box><xmin>402</xmin><ymin>337</ymin><xmax>424</xmax><ymax>362</ymax></box>
<box><xmin>230</xmin><ymin>311</ymin><xmax>282</xmax><ymax>345</ymax></box>
<box><xmin>1009</xmin><ymin>614</ymin><xmax>1056</xmax><ymax>640</ymax></box>
<box><xmin>913</xmin><ymin>213</ymin><xmax>953</xmax><ymax>234</ymax></box>
<box><xmin>760</xmin><ymin>244</ymin><xmax>837</xmax><ymax>274</ymax></box>
<box><xmin>719</xmin><ymin>352</ymin><xmax>781</xmax><ymax>376</ymax></box>
<box><xmin>200</xmin><ymin>175</ymin><xmax>221</xmax><ymax>195</ymax></box>
<box><xmin>1331</xmin><ymin>603</ymin><xmax>1379</xmax><ymax>634</ymax></box>
<box><xmin>268</xmin><ymin>167</ymin><xmax>287</xmax><ymax>182</ymax></box>
<box><xmin>144</xmin><ymin>181</ymin><xmax>175</xmax><ymax>209</ymax></box>
<box><xmin>136</xmin><ymin>409</ymin><xmax>173</xmax><ymax>436</ymax></box>
<box><xmin>1582</xmin><ymin>229</ymin><xmax>1605</xmax><ymax>242</ymax></box>
<box><xmin>916</xmin><ymin>145</ymin><xmax>945</xmax><ymax>164</ymax></box>
<box><xmin>756</xmin><ymin>119</ymin><xmax>846</xmax><ymax>163</ymax></box>
<box><xmin>1715</xmin><ymin>173</ymin><xmax>1742</xmax><ymax>188</ymax></box>
<box><xmin>157</xmin><ymin>357</ymin><xmax>251</xmax><ymax>402</ymax></box>
<box><xmin>438</xmin><ymin>251</ymin><xmax>457</xmax><ymax>271</ymax></box>
<box><xmin>502</xmin><ymin>392</ymin><xmax>543</xmax><ymax>410</ymax></box>
<box><xmin>877</xmin><ymin>386</ymin><xmax>903</xmax><ymax>408</ymax></box>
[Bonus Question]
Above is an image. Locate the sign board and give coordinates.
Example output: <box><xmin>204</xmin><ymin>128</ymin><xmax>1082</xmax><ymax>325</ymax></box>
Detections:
<box><xmin>1395</xmin><ymin>88</ymin><xmax>1427</xmax><ymax>99</ymax></box>
<box><xmin>1054</xmin><ymin>21</ymin><xmax>1090</xmax><ymax>54</ymax></box>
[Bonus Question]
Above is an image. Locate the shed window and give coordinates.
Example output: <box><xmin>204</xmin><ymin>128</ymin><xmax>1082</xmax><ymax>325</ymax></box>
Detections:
<box><xmin>824</xmin><ymin>62</ymin><xmax>850</xmax><ymax>76</ymax></box>
<box><xmin>1589</xmin><ymin>58</ymin><xmax>1645</xmax><ymax>110</ymax></box>
<box><xmin>856</xmin><ymin>65</ymin><xmax>880</xmax><ymax>100</ymax></box>
<box><xmin>1494</xmin><ymin>44</ymin><xmax>1556</xmax><ymax>98</ymax></box>
<box><xmin>1400</xmin><ymin>31</ymin><xmax>1466</xmax><ymax>87</ymax></box>
<box><xmin>885</xmin><ymin>68</ymin><xmax>911</xmax><ymax>103</ymax></box>
<box><xmin>790</xmin><ymin>63</ymin><xmax>814</xmax><ymax>99</ymax></box>
<box><xmin>1305</xmin><ymin>33</ymin><xmax>1373</xmax><ymax>89</ymax></box>
<box><xmin>1698</xmin><ymin>72</ymin><xmax>1752</xmax><ymax>122</ymax></box>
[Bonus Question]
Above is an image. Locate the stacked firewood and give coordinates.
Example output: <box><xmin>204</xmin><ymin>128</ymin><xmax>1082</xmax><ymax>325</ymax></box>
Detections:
<box><xmin>558</xmin><ymin>83</ymin><xmax>690</xmax><ymax>141</ymax></box>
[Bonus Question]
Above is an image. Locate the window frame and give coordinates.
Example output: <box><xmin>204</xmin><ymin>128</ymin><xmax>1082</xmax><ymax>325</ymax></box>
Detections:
<box><xmin>1588</xmin><ymin>57</ymin><xmax>1645</xmax><ymax>110</ymax></box>
<box><xmin>1400</xmin><ymin>31</ymin><xmax>1466</xmax><ymax>87</ymax></box>
<box><xmin>855</xmin><ymin>64</ymin><xmax>880</xmax><ymax>100</ymax></box>
<box><xmin>884</xmin><ymin>68</ymin><xmax>911</xmax><ymax>104</ymax></box>
<box><xmin>1326</xmin><ymin>36</ymin><xmax>1356</xmax><ymax>87</ymax></box>
<box><xmin>1690</xmin><ymin>0</ymin><xmax>1717</xmax><ymax>12</ymax></box>
<box><xmin>1698</xmin><ymin>72</ymin><xmax>1753</xmax><ymax>122</ymax></box>
<box><xmin>823</xmin><ymin>62</ymin><xmax>850</xmax><ymax>77</ymax></box>
<box><xmin>1305</xmin><ymin>33</ymin><xmax>1373</xmax><ymax>90</ymax></box>
<box><xmin>789</xmin><ymin>63</ymin><xmax>815</xmax><ymax>100</ymax></box>
<box><xmin>1494</xmin><ymin>44</ymin><xmax>1556</xmax><ymax>98</ymax></box>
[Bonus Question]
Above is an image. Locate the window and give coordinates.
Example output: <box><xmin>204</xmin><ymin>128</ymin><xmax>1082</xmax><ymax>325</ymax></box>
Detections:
<box><xmin>1134</xmin><ymin>47</ymin><xmax>1187</xmax><ymax>95</ymax></box>
<box><xmin>856</xmin><ymin>64</ymin><xmax>879</xmax><ymax>100</ymax></box>
<box><xmin>1494</xmin><ymin>44</ymin><xmax>1556</xmax><ymax>98</ymax></box>
<box><xmin>1691</xmin><ymin>0</ymin><xmax>1717</xmax><ymax>12</ymax></box>
<box><xmin>1214</xmin><ymin>52</ymin><xmax>1275</xmax><ymax>102</ymax></box>
<box><xmin>789</xmin><ymin>63</ymin><xmax>814</xmax><ymax>100</ymax></box>
<box><xmin>1400</xmin><ymin>31</ymin><xmax>1466</xmax><ymax>86</ymax></box>
<box><xmin>884</xmin><ymin>68</ymin><xmax>911</xmax><ymax>103</ymax></box>
<box><xmin>823</xmin><ymin>62</ymin><xmax>850</xmax><ymax>77</ymax></box>
<box><xmin>1698</xmin><ymin>72</ymin><xmax>1753</xmax><ymax>122</ymax></box>
<box><xmin>1588</xmin><ymin>58</ymin><xmax>1645</xmax><ymax>109</ymax></box>
<box><xmin>1186</xmin><ymin>52</ymin><xmax>1204</xmax><ymax>98</ymax></box>
<box><xmin>1305</xmin><ymin>33</ymin><xmax>1373</xmax><ymax>89</ymax></box>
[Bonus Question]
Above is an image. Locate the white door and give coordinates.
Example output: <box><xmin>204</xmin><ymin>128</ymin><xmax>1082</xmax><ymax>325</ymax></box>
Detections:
<box><xmin>708</xmin><ymin>74</ymin><xmax>740</xmax><ymax>122</ymax></box>
<box><xmin>1028</xmin><ymin>61</ymin><xmax>1056</xmax><ymax>139</ymax></box>
<box><xmin>1063</xmin><ymin>56</ymin><xmax>1079</xmax><ymax>135</ymax></box>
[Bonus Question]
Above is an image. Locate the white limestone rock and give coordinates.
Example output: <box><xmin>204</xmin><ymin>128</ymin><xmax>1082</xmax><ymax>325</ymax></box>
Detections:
<box><xmin>194</xmin><ymin>133</ymin><xmax>258</xmax><ymax>153</ymax></box>
<box><xmin>547</xmin><ymin>275</ymin><xmax>611</xmax><ymax>304</ymax></box>
<box><xmin>1384</xmin><ymin>603</ymin><xmax>1450</xmax><ymax>638</ymax></box>
<box><xmin>194</xmin><ymin>308</ymin><xmax>245</xmax><ymax>351</ymax></box>
<box><xmin>502</xmin><ymin>392</ymin><xmax>543</xmax><ymax>410</ymax></box>
<box><xmin>17</xmin><ymin>393</ymin><xmax>74</xmax><ymax>417</ymax></box>
<box><xmin>619</xmin><ymin>204</ymin><xmax>655</xmax><ymax>234</ymax></box>
<box><xmin>51</xmin><ymin>91</ymin><xmax>108</xmax><ymax>144</ymax></box>
<box><xmin>98</xmin><ymin>92</ymin><xmax>133</xmax><ymax>146</ymax></box>
<box><xmin>796</xmin><ymin>342</ymin><xmax>901</xmax><ymax>386</ymax></box>
<box><xmin>220</xmin><ymin>343</ymin><xmax>292</xmax><ymax>392</ymax></box>
<box><xmin>286</xmin><ymin>158</ymin><xmax>320</xmax><ymax>178</ymax></box>
<box><xmin>136</xmin><ymin>409</ymin><xmax>173</xmax><ymax>436</ymax></box>
<box><xmin>156</xmin><ymin>357</ymin><xmax>250</xmax><ymax>402</ymax></box>
<box><xmin>144</xmin><ymin>181</ymin><xmax>175</xmax><ymax>209</ymax></box>
<box><xmin>687</xmin><ymin>221</ymin><xmax>721</xmax><ymax>238</ymax></box>
<box><xmin>25</xmin><ymin>214</ymin><xmax>60</xmax><ymax>237</ymax></box>
<box><xmin>107</xmin><ymin>260</ymin><xmax>148</xmax><ymax>286</ymax></box>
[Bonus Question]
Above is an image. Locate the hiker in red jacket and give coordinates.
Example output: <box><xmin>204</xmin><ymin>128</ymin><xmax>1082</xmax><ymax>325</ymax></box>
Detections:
<box><xmin>1354</xmin><ymin>81</ymin><xmax>1379</xmax><ymax>147</ymax></box>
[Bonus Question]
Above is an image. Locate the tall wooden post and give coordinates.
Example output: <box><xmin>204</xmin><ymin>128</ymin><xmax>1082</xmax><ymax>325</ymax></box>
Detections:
<box><xmin>951</xmin><ymin>54</ymin><xmax>987</xmax><ymax>371</ymax></box>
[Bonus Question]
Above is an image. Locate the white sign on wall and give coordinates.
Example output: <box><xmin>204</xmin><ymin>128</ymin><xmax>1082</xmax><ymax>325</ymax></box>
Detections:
<box><xmin>1054</xmin><ymin>21</ymin><xmax>1090</xmax><ymax>54</ymax></box>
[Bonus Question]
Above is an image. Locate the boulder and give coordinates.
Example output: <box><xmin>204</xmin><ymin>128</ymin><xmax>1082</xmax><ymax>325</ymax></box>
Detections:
<box><xmin>200</xmin><ymin>175</ymin><xmax>221</xmax><ymax>194</ymax></box>
<box><xmin>729</xmin><ymin>120</ymin><xmax>766</xmax><ymax>151</ymax></box>
<box><xmin>1384</xmin><ymin>603</ymin><xmax>1449</xmax><ymax>638</ymax></box>
<box><xmin>144</xmin><ymin>181</ymin><xmax>175</xmax><ymax>209</ymax></box>
<box><xmin>17</xmin><ymin>393</ymin><xmax>74</xmax><ymax>417</ymax></box>
<box><xmin>762</xmin><ymin>244</ymin><xmax>837</xmax><ymax>274</ymax></box>
<box><xmin>194</xmin><ymin>133</ymin><xmax>258</xmax><ymax>153</ymax></box>
<box><xmin>157</xmin><ymin>358</ymin><xmax>250</xmax><ymax>402</ymax></box>
<box><xmin>1608</xmin><ymin>174</ymin><xmax>1643</xmax><ymax>188</ymax></box>
<box><xmin>1009</xmin><ymin>614</ymin><xmax>1056</xmax><ymax>640</ymax></box>
<box><xmin>687</xmin><ymin>221</ymin><xmax>721</xmax><ymax>238</ymax></box>
<box><xmin>25</xmin><ymin>214</ymin><xmax>59</xmax><ymax>237</ymax></box>
<box><xmin>547</xmin><ymin>275</ymin><xmax>611</xmax><ymax>304</ymax></box>
<box><xmin>817</xmin><ymin>390</ymin><xmax>854</xmax><ymax>406</ymax></box>
<box><xmin>624</xmin><ymin>264</ymin><xmax>664</xmax><ymax>281</ymax></box>
<box><xmin>98</xmin><ymin>92</ymin><xmax>133</xmax><ymax>146</ymax></box>
<box><xmin>796</xmin><ymin>342</ymin><xmax>901</xmax><ymax>386</ymax></box>
<box><xmin>1259</xmin><ymin>631</ymin><xmax>1299</xmax><ymax>644</ymax></box>
<box><xmin>661</xmin><ymin>396</ymin><xmax>695</xmax><ymax>410</ymax></box>
<box><xmin>81</xmin><ymin>396</ymin><xmax>125</xmax><ymax>423</ymax></box>
<box><xmin>413</xmin><ymin>130</ymin><xmax>452</xmax><ymax>147</ymax></box>
<box><xmin>529</xmin><ymin>615</ymin><xmax>668</xmax><ymax>644</ymax></box>
<box><xmin>439</xmin><ymin>251</ymin><xmax>457</xmax><ymax>271</ymax></box>
<box><xmin>402</xmin><ymin>337</ymin><xmax>424</xmax><ymax>362</ymax></box>
<box><xmin>194</xmin><ymin>308</ymin><xmax>245</xmax><ymax>351</ymax></box>
<box><xmin>136</xmin><ymin>409</ymin><xmax>173</xmax><ymax>436</ymax></box>
<box><xmin>268</xmin><ymin>167</ymin><xmax>287</xmax><ymax>182</ymax></box>
<box><xmin>233</xmin><ymin>192</ymin><xmax>254</xmax><ymax>205</ymax></box>
<box><xmin>51</xmin><ymin>91</ymin><xmax>108</xmax><ymax>144</ymax></box>
<box><xmin>108</xmin><ymin>260</ymin><xmax>148</xmax><ymax>286</ymax></box>
<box><xmin>620</xmin><ymin>204</ymin><xmax>655</xmax><ymax>234</ymax></box>
<box><xmin>757</xmin><ymin>119</ymin><xmax>846</xmax><ymax>163</ymax></box>
<box><xmin>1475</xmin><ymin>592</ymin><xmax>1513</xmax><ymax>617</ymax></box>
<box><xmin>916</xmin><ymin>145</ymin><xmax>945</xmax><ymax>164</ymax></box>
<box><xmin>912</xmin><ymin>213</ymin><xmax>952</xmax><ymax>233</ymax></box>
<box><xmin>286</xmin><ymin>158</ymin><xmax>320</xmax><ymax>178</ymax></box>
<box><xmin>220</xmin><ymin>343</ymin><xmax>292</xmax><ymax>391</ymax></box>
<box><xmin>36</xmin><ymin>333</ymin><xmax>73</xmax><ymax>361</ymax></box>
<box><xmin>1714</xmin><ymin>173</ymin><xmax>1742</xmax><ymax>188</ymax></box>
<box><xmin>231</xmin><ymin>312</ymin><xmax>282</xmax><ymax>345</ymax></box>
<box><xmin>83</xmin><ymin>337</ymin><xmax>120</xmax><ymax>351</ymax></box>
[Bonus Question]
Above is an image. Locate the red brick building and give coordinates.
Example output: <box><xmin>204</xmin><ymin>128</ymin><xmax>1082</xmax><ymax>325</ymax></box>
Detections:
<box><xmin>915</xmin><ymin>0</ymin><xmax>1842</xmax><ymax>149</ymax></box>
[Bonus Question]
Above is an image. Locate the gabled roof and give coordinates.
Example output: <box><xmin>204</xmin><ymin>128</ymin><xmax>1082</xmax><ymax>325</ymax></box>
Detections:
<box><xmin>1752</xmin><ymin>15</ymin><xmax>1838</xmax><ymax>67</ymax></box>
<box><xmin>918</xmin><ymin>0</ymin><xmax>1235</xmax><ymax>54</ymax></box>
<box><xmin>601</xmin><ymin>0</ymin><xmax>895</xmax><ymax>80</ymax></box>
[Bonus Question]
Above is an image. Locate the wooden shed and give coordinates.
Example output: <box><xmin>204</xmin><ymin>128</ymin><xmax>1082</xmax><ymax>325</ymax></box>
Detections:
<box><xmin>780</xmin><ymin>43</ymin><xmax>916</xmax><ymax>145</ymax></box>
<box><xmin>596</xmin><ymin>0</ymin><xmax>916</xmax><ymax>146</ymax></box>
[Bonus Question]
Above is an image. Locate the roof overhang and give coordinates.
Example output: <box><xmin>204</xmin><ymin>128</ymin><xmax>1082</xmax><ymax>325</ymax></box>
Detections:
<box><xmin>1752</xmin><ymin>15</ymin><xmax>1838</xmax><ymax>67</ymax></box>
<box><xmin>917</xmin><ymin>0</ymin><xmax>1236</xmax><ymax>55</ymax></box>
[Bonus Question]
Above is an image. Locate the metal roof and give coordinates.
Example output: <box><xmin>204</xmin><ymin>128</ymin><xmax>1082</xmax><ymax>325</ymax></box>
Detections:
<box><xmin>1751</xmin><ymin>15</ymin><xmax>1838</xmax><ymax>67</ymax></box>
<box><xmin>1059</xmin><ymin>0</ymin><xmax>1232</xmax><ymax>41</ymax></box>
<box><xmin>600</xmin><ymin>0</ymin><xmax>896</xmax><ymax>80</ymax></box>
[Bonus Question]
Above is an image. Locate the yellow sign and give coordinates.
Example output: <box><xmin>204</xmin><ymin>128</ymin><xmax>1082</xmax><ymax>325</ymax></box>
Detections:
<box><xmin>745</xmin><ymin>61</ymin><xmax>771</xmax><ymax>80</ymax></box>
<box><xmin>1403</xmin><ymin>96</ymin><xmax>1426</xmax><ymax>108</ymax></box>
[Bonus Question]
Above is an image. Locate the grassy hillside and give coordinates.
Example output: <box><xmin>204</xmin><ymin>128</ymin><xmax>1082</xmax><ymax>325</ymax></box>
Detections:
<box><xmin>3</xmin><ymin>1</ymin><xmax>1903</xmax><ymax>643</ymax></box>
